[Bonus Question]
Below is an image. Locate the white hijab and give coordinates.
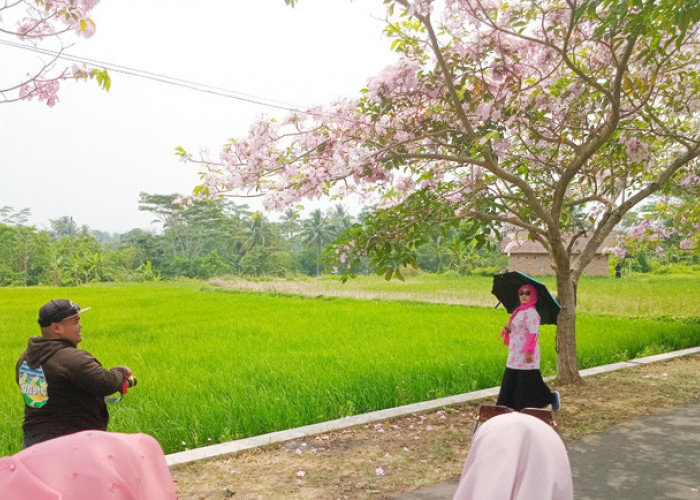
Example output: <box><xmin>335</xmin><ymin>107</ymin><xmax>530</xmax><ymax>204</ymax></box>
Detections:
<box><xmin>453</xmin><ymin>412</ymin><xmax>573</xmax><ymax>500</ymax></box>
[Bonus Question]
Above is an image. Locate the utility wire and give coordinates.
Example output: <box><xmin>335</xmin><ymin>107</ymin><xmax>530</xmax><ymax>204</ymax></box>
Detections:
<box><xmin>1</xmin><ymin>38</ymin><xmax>379</xmax><ymax>130</ymax></box>
<box><xmin>0</xmin><ymin>38</ymin><xmax>307</xmax><ymax>113</ymax></box>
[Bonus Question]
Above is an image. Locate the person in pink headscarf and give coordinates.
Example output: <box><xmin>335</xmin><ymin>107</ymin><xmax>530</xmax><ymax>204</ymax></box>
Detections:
<box><xmin>0</xmin><ymin>430</ymin><xmax>176</xmax><ymax>500</ymax></box>
<box><xmin>452</xmin><ymin>412</ymin><xmax>574</xmax><ymax>500</ymax></box>
<box><xmin>496</xmin><ymin>284</ymin><xmax>560</xmax><ymax>411</ymax></box>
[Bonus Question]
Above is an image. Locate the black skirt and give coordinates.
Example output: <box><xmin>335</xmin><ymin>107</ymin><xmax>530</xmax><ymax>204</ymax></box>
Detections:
<box><xmin>496</xmin><ymin>367</ymin><xmax>554</xmax><ymax>411</ymax></box>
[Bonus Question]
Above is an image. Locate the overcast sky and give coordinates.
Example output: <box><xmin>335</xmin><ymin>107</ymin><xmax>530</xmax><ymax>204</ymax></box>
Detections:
<box><xmin>1</xmin><ymin>0</ymin><xmax>396</xmax><ymax>233</ymax></box>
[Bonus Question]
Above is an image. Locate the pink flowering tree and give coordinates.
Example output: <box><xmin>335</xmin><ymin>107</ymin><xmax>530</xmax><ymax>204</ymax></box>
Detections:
<box><xmin>0</xmin><ymin>0</ymin><xmax>110</xmax><ymax>107</ymax></box>
<box><xmin>181</xmin><ymin>0</ymin><xmax>700</xmax><ymax>384</ymax></box>
<box><xmin>611</xmin><ymin>173</ymin><xmax>699</xmax><ymax>261</ymax></box>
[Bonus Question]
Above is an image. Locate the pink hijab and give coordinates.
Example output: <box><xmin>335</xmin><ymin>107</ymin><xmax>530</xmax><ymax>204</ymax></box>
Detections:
<box><xmin>0</xmin><ymin>431</ymin><xmax>176</xmax><ymax>500</ymax></box>
<box><xmin>501</xmin><ymin>285</ymin><xmax>538</xmax><ymax>344</ymax></box>
<box><xmin>452</xmin><ymin>412</ymin><xmax>573</xmax><ymax>500</ymax></box>
<box><xmin>509</xmin><ymin>284</ymin><xmax>538</xmax><ymax>321</ymax></box>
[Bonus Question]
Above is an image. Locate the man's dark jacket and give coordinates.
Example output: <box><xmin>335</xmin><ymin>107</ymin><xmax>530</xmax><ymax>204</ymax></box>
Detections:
<box><xmin>16</xmin><ymin>337</ymin><xmax>129</xmax><ymax>440</ymax></box>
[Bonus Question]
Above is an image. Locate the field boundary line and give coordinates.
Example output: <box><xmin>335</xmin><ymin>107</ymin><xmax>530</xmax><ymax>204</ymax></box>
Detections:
<box><xmin>165</xmin><ymin>346</ymin><xmax>700</xmax><ymax>467</ymax></box>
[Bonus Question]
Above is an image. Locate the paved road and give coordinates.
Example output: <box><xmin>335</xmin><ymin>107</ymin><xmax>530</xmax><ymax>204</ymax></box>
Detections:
<box><xmin>394</xmin><ymin>399</ymin><xmax>700</xmax><ymax>499</ymax></box>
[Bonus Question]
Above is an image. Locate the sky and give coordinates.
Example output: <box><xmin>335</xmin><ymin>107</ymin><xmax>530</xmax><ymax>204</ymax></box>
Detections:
<box><xmin>0</xmin><ymin>0</ymin><xmax>397</xmax><ymax>233</ymax></box>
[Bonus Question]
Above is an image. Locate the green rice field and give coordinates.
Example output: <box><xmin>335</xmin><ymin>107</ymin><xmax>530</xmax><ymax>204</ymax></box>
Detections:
<box><xmin>1</xmin><ymin>275</ymin><xmax>698</xmax><ymax>456</ymax></box>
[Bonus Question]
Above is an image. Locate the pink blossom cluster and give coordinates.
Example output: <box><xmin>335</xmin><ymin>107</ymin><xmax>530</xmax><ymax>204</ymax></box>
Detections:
<box><xmin>619</xmin><ymin>133</ymin><xmax>651</xmax><ymax>164</ymax></box>
<box><xmin>14</xmin><ymin>0</ymin><xmax>99</xmax><ymax>40</ymax></box>
<box><xmin>192</xmin><ymin>88</ymin><xmax>437</xmax><ymax>209</ymax></box>
<box><xmin>366</xmin><ymin>60</ymin><xmax>422</xmax><ymax>101</ymax></box>
<box><xmin>627</xmin><ymin>219</ymin><xmax>650</xmax><ymax>238</ymax></box>
<box><xmin>16</xmin><ymin>62</ymin><xmax>102</xmax><ymax>106</ymax></box>
<box><xmin>504</xmin><ymin>239</ymin><xmax>523</xmax><ymax>255</ymax></box>
<box><xmin>19</xmin><ymin>80</ymin><xmax>60</xmax><ymax>107</ymax></box>
<box><xmin>613</xmin><ymin>203</ymin><xmax>697</xmax><ymax>257</ymax></box>
<box><xmin>679</xmin><ymin>174</ymin><xmax>700</xmax><ymax>189</ymax></box>
<box><xmin>604</xmin><ymin>244</ymin><xmax>627</xmax><ymax>259</ymax></box>
<box><xmin>680</xmin><ymin>238</ymin><xmax>694</xmax><ymax>251</ymax></box>
<box><xmin>71</xmin><ymin>63</ymin><xmax>93</xmax><ymax>79</ymax></box>
<box><xmin>405</xmin><ymin>0</ymin><xmax>434</xmax><ymax>18</ymax></box>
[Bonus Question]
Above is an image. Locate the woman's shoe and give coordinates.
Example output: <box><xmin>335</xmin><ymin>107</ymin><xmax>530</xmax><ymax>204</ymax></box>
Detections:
<box><xmin>551</xmin><ymin>391</ymin><xmax>561</xmax><ymax>411</ymax></box>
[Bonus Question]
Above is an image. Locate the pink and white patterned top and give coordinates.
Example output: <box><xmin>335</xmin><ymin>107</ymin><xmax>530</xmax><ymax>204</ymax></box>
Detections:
<box><xmin>506</xmin><ymin>308</ymin><xmax>541</xmax><ymax>370</ymax></box>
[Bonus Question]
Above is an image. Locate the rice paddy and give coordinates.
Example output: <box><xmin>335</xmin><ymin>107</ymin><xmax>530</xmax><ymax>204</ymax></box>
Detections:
<box><xmin>1</xmin><ymin>275</ymin><xmax>698</xmax><ymax>455</ymax></box>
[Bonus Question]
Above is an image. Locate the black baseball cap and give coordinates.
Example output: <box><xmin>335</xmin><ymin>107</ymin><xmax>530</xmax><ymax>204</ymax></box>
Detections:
<box><xmin>38</xmin><ymin>299</ymin><xmax>91</xmax><ymax>327</ymax></box>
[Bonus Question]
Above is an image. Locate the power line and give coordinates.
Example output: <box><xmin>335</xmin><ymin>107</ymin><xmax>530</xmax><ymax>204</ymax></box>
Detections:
<box><xmin>0</xmin><ymin>38</ymin><xmax>306</xmax><ymax>113</ymax></box>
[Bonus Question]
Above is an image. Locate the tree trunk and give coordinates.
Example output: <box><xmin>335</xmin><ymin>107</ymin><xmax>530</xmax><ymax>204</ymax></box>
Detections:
<box><xmin>554</xmin><ymin>271</ymin><xmax>582</xmax><ymax>384</ymax></box>
<box><xmin>316</xmin><ymin>244</ymin><xmax>321</xmax><ymax>276</ymax></box>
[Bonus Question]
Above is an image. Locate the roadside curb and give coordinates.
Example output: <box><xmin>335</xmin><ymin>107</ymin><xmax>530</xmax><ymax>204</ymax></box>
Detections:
<box><xmin>165</xmin><ymin>346</ymin><xmax>700</xmax><ymax>467</ymax></box>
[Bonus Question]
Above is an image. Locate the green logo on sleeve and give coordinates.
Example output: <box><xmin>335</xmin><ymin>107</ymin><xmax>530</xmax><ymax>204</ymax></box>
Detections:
<box><xmin>18</xmin><ymin>361</ymin><xmax>49</xmax><ymax>408</ymax></box>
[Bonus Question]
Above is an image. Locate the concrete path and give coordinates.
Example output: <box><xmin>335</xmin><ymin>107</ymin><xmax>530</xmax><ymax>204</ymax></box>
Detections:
<box><xmin>394</xmin><ymin>399</ymin><xmax>700</xmax><ymax>499</ymax></box>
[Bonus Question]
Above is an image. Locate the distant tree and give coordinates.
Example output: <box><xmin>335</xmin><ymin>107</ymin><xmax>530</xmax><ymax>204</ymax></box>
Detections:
<box><xmin>300</xmin><ymin>209</ymin><xmax>333</xmax><ymax>276</ymax></box>
<box><xmin>140</xmin><ymin>193</ymin><xmax>226</xmax><ymax>264</ymax></box>
<box><xmin>0</xmin><ymin>206</ymin><xmax>31</xmax><ymax>226</ymax></box>
<box><xmin>47</xmin><ymin>246</ymin><xmax>63</xmax><ymax>286</ymax></box>
<box><xmin>49</xmin><ymin>216</ymin><xmax>80</xmax><ymax>282</ymax></box>
<box><xmin>138</xmin><ymin>193</ymin><xmax>184</xmax><ymax>229</ymax></box>
<box><xmin>73</xmin><ymin>250</ymin><xmax>105</xmax><ymax>282</ymax></box>
<box><xmin>90</xmin><ymin>229</ymin><xmax>119</xmax><ymax>245</ymax></box>
<box><xmin>280</xmin><ymin>208</ymin><xmax>300</xmax><ymax>239</ymax></box>
<box><xmin>138</xmin><ymin>192</ymin><xmax>258</xmax><ymax>277</ymax></box>
<box><xmin>49</xmin><ymin>216</ymin><xmax>78</xmax><ymax>240</ymax></box>
<box><xmin>326</xmin><ymin>204</ymin><xmax>355</xmax><ymax>238</ymax></box>
<box><xmin>0</xmin><ymin>224</ymin><xmax>50</xmax><ymax>285</ymax></box>
<box><xmin>241</xmin><ymin>212</ymin><xmax>277</xmax><ymax>252</ymax></box>
<box><xmin>239</xmin><ymin>247</ymin><xmax>272</xmax><ymax>277</ymax></box>
<box><xmin>134</xmin><ymin>260</ymin><xmax>161</xmax><ymax>282</ymax></box>
<box><xmin>192</xmin><ymin>250</ymin><xmax>230</xmax><ymax>279</ymax></box>
<box><xmin>51</xmin><ymin>234</ymin><xmax>100</xmax><ymax>285</ymax></box>
<box><xmin>118</xmin><ymin>228</ymin><xmax>163</xmax><ymax>270</ymax></box>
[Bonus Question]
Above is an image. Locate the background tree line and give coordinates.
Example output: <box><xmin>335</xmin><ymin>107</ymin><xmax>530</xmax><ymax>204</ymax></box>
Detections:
<box><xmin>0</xmin><ymin>194</ymin><xmax>507</xmax><ymax>287</ymax></box>
<box><xmin>0</xmin><ymin>193</ymin><xmax>696</xmax><ymax>287</ymax></box>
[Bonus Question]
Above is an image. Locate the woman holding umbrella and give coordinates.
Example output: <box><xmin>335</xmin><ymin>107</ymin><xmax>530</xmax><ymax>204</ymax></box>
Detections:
<box><xmin>496</xmin><ymin>284</ymin><xmax>560</xmax><ymax>411</ymax></box>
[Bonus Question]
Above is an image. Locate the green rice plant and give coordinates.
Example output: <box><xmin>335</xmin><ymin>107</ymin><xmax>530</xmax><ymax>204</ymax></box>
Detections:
<box><xmin>312</xmin><ymin>273</ymin><xmax>699</xmax><ymax>317</ymax></box>
<box><xmin>1</xmin><ymin>280</ymin><xmax>697</xmax><ymax>456</ymax></box>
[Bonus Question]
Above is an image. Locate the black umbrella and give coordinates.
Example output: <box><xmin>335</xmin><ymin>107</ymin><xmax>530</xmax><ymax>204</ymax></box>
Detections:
<box><xmin>491</xmin><ymin>271</ymin><xmax>561</xmax><ymax>325</ymax></box>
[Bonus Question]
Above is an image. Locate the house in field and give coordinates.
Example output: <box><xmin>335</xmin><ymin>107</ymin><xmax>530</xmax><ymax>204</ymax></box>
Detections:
<box><xmin>501</xmin><ymin>234</ymin><xmax>617</xmax><ymax>277</ymax></box>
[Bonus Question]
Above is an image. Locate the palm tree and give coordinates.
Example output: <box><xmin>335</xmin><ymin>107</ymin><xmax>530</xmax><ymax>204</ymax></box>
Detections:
<box><xmin>0</xmin><ymin>206</ymin><xmax>31</xmax><ymax>226</ymax></box>
<box><xmin>241</xmin><ymin>212</ymin><xmax>276</xmax><ymax>252</ymax></box>
<box><xmin>280</xmin><ymin>207</ymin><xmax>300</xmax><ymax>239</ymax></box>
<box><xmin>300</xmin><ymin>209</ymin><xmax>333</xmax><ymax>276</ymax></box>
<box><xmin>49</xmin><ymin>216</ymin><xmax>78</xmax><ymax>240</ymax></box>
<box><xmin>50</xmin><ymin>216</ymin><xmax>80</xmax><ymax>283</ymax></box>
<box><xmin>327</xmin><ymin>204</ymin><xmax>354</xmax><ymax>238</ymax></box>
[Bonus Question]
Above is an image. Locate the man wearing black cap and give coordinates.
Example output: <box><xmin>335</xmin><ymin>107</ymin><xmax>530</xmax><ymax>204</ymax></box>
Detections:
<box><xmin>15</xmin><ymin>299</ymin><xmax>132</xmax><ymax>448</ymax></box>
